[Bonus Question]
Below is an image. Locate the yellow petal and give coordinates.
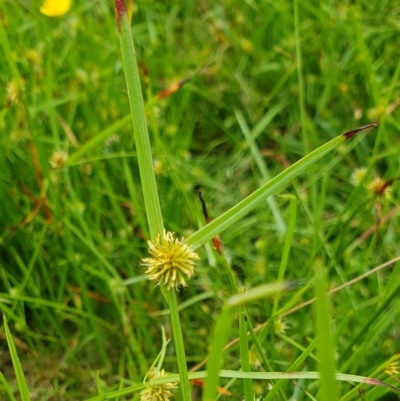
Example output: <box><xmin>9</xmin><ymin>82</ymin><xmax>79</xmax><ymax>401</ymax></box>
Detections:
<box><xmin>40</xmin><ymin>0</ymin><xmax>71</xmax><ymax>17</ymax></box>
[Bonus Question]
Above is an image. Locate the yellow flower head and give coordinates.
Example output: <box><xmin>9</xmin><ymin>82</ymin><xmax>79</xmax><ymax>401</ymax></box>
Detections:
<box><xmin>140</xmin><ymin>369</ymin><xmax>177</xmax><ymax>401</ymax></box>
<box><xmin>141</xmin><ymin>230</ymin><xmax>199</xmax><ymax>291</ymax></box>
<box><xmin>274</xmin><ymin>317</ymin><xmax>289</xmax><ymax>335</ymax></box>
<box><xmin>367</xmin><ymin>177</ymin><xmax>392</xmax><ymax>199</ymax></box>
<box><xmin>40</xmin><ymin>0</ymin><xmax>71</xmax><ymax>17</ymax></box>
<box><xmin>26</xmin><ymin>50</ymin><xmax>41</xmax><ymax>67</ymax></box>
<box><xmin>350</xmin><ymin>167</ymin><xmax>367</xmax><ymax>187</ymax></box>
<box><xmin>49</xmin><ymin>150</ymin><xmax>68</xmax><ymax>168</ymax></box>
<box><xmin>385</xmin><ymin>361</ymin><xmax>399</xmax><ymax>376</ymax></box>
<box><xmin>248</xmin><ymin>347</ymin><xmax>261</xmax><ymax>369</ymax></box>
<box><xmin>6</xmin><ymin>80</ymin><xmax>24</xmax><ymax>105</ymax></box>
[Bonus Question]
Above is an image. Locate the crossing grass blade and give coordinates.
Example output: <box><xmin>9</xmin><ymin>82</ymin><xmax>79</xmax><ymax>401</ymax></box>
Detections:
<box><xmin>185</xmin><ymin>124</ymin><xmax>376</xmax><ymax>251</ymax></box>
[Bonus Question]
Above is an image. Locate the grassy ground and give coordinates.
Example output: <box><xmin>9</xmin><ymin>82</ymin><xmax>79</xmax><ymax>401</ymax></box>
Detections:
<box><xmin>1</xmin><ymin>0</ymin><xmax>400</xmax><ymax>400</ymax></box>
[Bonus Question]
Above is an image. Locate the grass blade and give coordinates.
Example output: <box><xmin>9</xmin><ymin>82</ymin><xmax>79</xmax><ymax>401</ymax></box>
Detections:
<box><xmin>314</xmin><ymin>261</ymin><xmax>339</xmax><ymax>401</ymax></box>
<box><xmin>115</xmin><ymin>0</ymin><xmax>163</xmax><ymax>237</ymax></box>
<box><xmin>186</xmin><ymin>125</ymin><xmax>376</xmax><ymax>251</ymax></box>
<box><xmin>3</xmin><ymin>314</ymin><xmax>31</xmax><ymax>401</ymax></box>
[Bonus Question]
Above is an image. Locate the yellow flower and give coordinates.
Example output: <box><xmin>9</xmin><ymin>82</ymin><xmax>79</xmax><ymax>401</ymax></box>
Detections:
<box><xmin>274</xmin><ymin>317</ymin><xmax>289</xmax><ymax>334</ymax></box>
<box><xmin>385</xmin><ymin>361</ymin><xmax>399</xmax><ymax>376</ymax></box>
<box><xmin>140</xmin><ymin>369</ymin><xmax>177</xmax><ymax>401</ymax></box>
<box><xmin>248</xmin><ymin>347</ymin><xmax>261</xmax><ymax>369</ymax></box>
<box><xmin>367</xmin><ymin>177</ymin><xmax>392</xmax><ymax>199</ymax></box>
<box><xmin>40</xmin><ymin>0</ymin><xmax>71</xmax><ymax>17</ymax></box>
<box><xmin>141</xmin><ymin>230</ymin><xmax>199</xmax><ymax>291</ymax></box>
<box><xmin>6</xmin><ymin>79</ymin><xmax>24</xmax><ymax>104</ymax></box>
<box><xmin>49</xmin><ymin>150</ymin><xmax>68</xmax><ymax>168</ymax></box>
<box><xmin>26</xmin><ymin>49</ymin><xmax>41</xmax><ymax>66</ymax></box>
<box><xmin>350</xmin><ymin>167</ymin><xmax>367</xmax><ymax>187</ymax></box>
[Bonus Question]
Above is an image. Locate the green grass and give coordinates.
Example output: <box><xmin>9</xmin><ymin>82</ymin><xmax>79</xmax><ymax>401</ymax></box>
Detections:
<box><xmin>1</xmin><ymin>0</ymin><xmax>400</xmax><ymax>400</ymax></box>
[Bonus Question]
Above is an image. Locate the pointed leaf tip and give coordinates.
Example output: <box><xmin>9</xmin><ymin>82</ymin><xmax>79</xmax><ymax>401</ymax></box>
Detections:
<box><xmin>114</xmin><ymin>0</ymin><xmax>126</xmax><ymax>30</ymax></box>
<box><xmin>343</xmin><ymin>123</ymin><xmax>377</xmax><ymax>140</ymax></box>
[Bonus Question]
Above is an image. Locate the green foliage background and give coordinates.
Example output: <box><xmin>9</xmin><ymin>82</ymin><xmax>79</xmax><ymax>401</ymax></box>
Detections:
<box><xmin>1</xmin><ymin>0</ymin><xmax>399</xmax><ymax>400</ymax></box>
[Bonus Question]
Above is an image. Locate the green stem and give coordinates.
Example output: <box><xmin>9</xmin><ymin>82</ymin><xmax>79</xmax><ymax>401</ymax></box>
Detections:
<box><xmin>239</xmin><ymin>306</ymin><xmax>253</xmax><ymax>401</ymax></box>
<box><xmin>272</xmin><ymin>195</ymin><xmax>297</xmax><ymax>316</ymax></box>
<box><xmin>294</xmin><ymin>0</ymin><xmax>308</xmax><ymax>153</ymax></box>
<box><xmin>315</xmin><ymin>261</ymin><xmax>339</xmax><ymax>401</ymax></box>
<box><xmin>165</xmin><ymin>289</ymin><xmax>192</xmax><ymax>401</ymax></box>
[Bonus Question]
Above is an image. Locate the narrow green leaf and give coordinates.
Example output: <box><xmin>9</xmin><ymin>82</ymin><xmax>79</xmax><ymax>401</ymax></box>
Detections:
<box><xmin>3</xmin><ymin>314</ymin><xmax>31</xmax><ymax>401</ymax></box>
<box><xmin>96</xmin><ymin>371</ymin><xmax>105</xmax><ymax>401</ymax></box>
<box><xmin>314</xmin><ymin>261</ymin><xmax>339</xmax><ymax>401</ymax></box>
<box><xmin>116</xmin><ymin>2</ymin><xmax>163</xmax><ymax>237</ymax></box>
<box><xmin>203</xmin><ymin>307</ymin><xmax>236</xmax><ymax>401</ymax></box>
<box><xmin>272</xmin><ymin>195</ymin><xmax>297</xmax><ymax>316</ymax></box>
<box><xmin>82</xmin><ymin>369</ymin><xmax>395</xmax><ymax>401</ymax></box>
<box><xmin>228</xmin><ymin>282</ymin><xmax>290</xmax><ymax>308</ymax></box>
<box><xmin>186</xmin><ymin>125</ymin><xmax>375</xmax><ymax>251</ymax></box>
<box><xmin>0</xmin><ymin>371</ymin><xmax>18</xmax><ymax>401</ymax></box>
<box><xmin>239</xmin><ymin>306</ymin><xmax>253</xmax><ymax>401</ymax></box>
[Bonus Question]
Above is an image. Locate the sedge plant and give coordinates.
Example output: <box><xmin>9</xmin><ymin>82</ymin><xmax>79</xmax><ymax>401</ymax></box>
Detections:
<box><xmin>113</xmin><ymin>1</ymin><xmax>383</xmax><ymax>400</ymax></box>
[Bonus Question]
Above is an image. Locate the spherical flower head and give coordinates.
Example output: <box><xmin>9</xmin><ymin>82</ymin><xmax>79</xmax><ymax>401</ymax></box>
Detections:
<box><xmin>141</xmin><ymin>230</ymin><xmax>199</xmax><ymax>291</ymax></box>
<box><xmin>274</xmin><ymin>317</ymin><xmax>289</xmax><ymax>335</ymax></box>
<box><xmin>6</xmin><ymin>79</ymin><xmax>24</xmax><ymax>105</ymax></box>
<box><xmin>49</xmin><ymin>150</ymin><xmax>68</xmax><ymax>168</ymax></box>
<box><xmin>26</xmin><ymin>49</ymin><xmax>41</xmax><ymax>67</ymax></box>
<box><xmin>367</xmin><ymin>177</ymin><xmax>392</xmax><ymax>199</ymax></box>
<box><xmin>40</xmin><ymin>0</ymin><xmax>71</xmax><ymax>17</ymax></box>
<box><xmin>350</xmin><ymin>167</ymin><xmax>367</xmax><ymax>187</ymax></box>
<box><xmin>248</xmin><ymin>347</ymin><xmax>261</xmax><ymax>369</ymax></box>
<box><xmin>140</xmin><ymin>369</ymin><xmax>177</xmax><ymax>401</ymax></box>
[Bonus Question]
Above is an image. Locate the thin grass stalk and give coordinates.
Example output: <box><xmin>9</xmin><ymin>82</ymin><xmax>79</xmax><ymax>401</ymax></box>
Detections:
<box><xmin>314</xmin><ymin>261</ymin><xmax>339</xmax><ymax>401</ymax></box>
<box><xmin>272</xmin><ymin>195</ymin><xmax>297</xmax><ymax>316</ymax></box>
<box><xmin>0</xmin><ymin>371</ymin><xmax>18</xmax><ymax>401</ymax></box>
<box><xmin>81</xmin><ymin>368</ymin><xmax>395</xmax><ymax>401</ymax></box>
<box><xmin>114</xmin><ymin>2</ymin><xmax>191</xmax><ymax>399</ymax></box>
<box><xmin>165</xmin><ymin>289</ymin><xmax>193</xmax><ymax>400</ymax></box>
<box><xmin>239</xmin><ymin>306</ymin><xmax>254</xmax><ymax>401</ymax></box>
<box><xmin>3</xmin><ymin>314</ymin><xmax>31</xmax><ymax>401</ymax></box>
<box><xmin>294</xmin><ymin>0</ymin><xmax>308</xmax><ymax>153</ymax></box>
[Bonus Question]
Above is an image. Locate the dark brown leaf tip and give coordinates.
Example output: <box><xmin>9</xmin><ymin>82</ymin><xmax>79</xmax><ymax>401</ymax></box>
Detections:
<box><xmin>157</xmin><ymin>78</ymin><xmax>191</xmax><ymax>99</ymax></box>
<box><xmin>343</xmin><ymin>123</ymin><xmax>377</xmax><ymax>140</ymax></box>
<box><xmin>114</xmin><ymin>0</ymin><xmax>126</xmax><ymax>31</ymax></box>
